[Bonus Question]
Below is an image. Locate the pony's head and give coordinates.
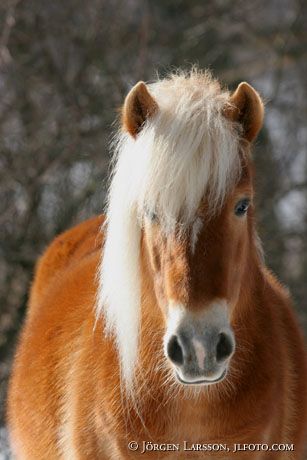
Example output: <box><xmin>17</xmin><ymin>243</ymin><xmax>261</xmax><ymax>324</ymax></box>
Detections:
<box><xmin>98</xmin><ymin>70</ymin><xmax>264</xmax><ymax>390</ymax></box>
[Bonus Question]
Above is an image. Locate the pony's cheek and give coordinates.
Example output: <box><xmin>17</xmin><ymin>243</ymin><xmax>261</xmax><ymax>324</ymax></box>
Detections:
<box><xmin>153</xmin><ymin>272</ymin><xmax>169</xmax><ymax>316</ymax></box>
<box><xmin>227</xmin><ymin>243</ymin><xmax>249</xmax><ymax>308</ymax></box>
<box><xmin>149</xmin><ymin>244</ymin><xmax>162</xmax><ymax>273</ymax></box>
<box><xmin>144</xmin><ymin>226</ymin><xmax>164</xmax><ymax>274</ymax></box>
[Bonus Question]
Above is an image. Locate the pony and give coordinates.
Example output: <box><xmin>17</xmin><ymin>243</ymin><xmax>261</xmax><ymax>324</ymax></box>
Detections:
<box><xmin>7</xmin><ymin>69</ymin><xmax>307</xmax><ymax>459</ymax></box>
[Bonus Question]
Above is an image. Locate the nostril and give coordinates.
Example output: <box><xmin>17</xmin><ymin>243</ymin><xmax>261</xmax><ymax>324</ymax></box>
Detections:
<box><xmin>216</xmin><ymin>332</ymin><xmax>233</xmax><ymax>362</ymax></box>
<box><xmin>167</xmin><ymin>335</ymin><xmax>183</xmax><ymax>365</ymax></box>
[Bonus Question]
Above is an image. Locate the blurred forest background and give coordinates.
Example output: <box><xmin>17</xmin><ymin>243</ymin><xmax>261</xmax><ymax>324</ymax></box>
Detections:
<box><xmin>0</xmin><ymin>0</ymin><xmax>306</xmax><ymax>455</ymax></box>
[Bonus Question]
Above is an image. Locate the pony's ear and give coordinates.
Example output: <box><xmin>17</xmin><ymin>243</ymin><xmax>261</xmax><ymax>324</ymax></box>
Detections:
<box><xmin>227</xmin><ymin>82</ymin><xmax>264</xmax><ymax>142</ymax></box>
<box><xmin>122</xmin><ymin>81</ymin><xmax>158</xmax><ymax>138</ymax></box>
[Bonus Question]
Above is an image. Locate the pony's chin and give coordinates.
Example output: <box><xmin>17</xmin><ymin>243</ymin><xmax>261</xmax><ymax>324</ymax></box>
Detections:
<box><xmin>175</xmin><ymin>369</ymin><xmax>227</xmax><ymax>386</ymax></box>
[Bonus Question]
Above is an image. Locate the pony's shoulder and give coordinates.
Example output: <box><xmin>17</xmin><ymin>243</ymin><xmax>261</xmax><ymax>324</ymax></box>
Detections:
<box><xmin>30</xmin><ymin>215</ymin><xmax>105</xmax><ymax>308</ymax></box>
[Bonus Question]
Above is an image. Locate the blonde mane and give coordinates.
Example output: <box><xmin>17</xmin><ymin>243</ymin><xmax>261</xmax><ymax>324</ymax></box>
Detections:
<box><xmin>97</xmin><ymin>70</ymin><xmax>242</xmax><ymax>390</ymax></box>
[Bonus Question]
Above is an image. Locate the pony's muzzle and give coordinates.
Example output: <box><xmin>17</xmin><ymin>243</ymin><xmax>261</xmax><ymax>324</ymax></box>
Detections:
<box><xmin>164</xmin><ymin>301</ymin><xmax>235</xmax><ymax>385</ymax></box>
<box><xmin>166</xmin><ymin>331</ymin><xmax>234</xmax><ymax>384</ymax></box>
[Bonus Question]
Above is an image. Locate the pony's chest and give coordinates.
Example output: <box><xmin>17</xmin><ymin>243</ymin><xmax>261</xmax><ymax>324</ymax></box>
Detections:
<box><xmin>169</xmin><ymin>415</ymin><xmax>207</xmax><ymax>442</ymax></box>
<box><xmin>162</xmin><ymin>400</ymin><xmax>217</xmax><ymax>443</ymax></box>
<box><xmin>137</xmin><ymin>410</ymin><xmax>268</xmax><ymax>460</ymax></box>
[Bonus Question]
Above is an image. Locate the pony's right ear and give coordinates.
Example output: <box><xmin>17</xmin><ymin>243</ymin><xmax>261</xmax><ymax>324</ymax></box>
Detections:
<box><xmin>122</xmin><ymin>82</ymin><xmax>158</xmax><ymax>138</ymax></box>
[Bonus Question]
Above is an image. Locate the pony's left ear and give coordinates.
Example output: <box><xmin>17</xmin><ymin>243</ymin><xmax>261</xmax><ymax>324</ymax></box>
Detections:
<box><xmin>227</xmin><ymin>82</ymin><xmax>264</xmax><ymax>142</ymax></box>
<box><xmin>122</xmin><ymin>81</ymin><xmax>158</xmax><ymax>138</ymax></box>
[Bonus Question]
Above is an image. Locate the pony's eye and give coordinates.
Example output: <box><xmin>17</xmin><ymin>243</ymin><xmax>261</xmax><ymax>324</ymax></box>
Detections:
<box><xmin>145</xmin><ymin>208</ymin><xmax>158</xmax><ymax>223</ymax></box>
<box><xmin>234</xmin><ymin>198</ymin><xmax>250</xmax><ymax>217</ymax></box>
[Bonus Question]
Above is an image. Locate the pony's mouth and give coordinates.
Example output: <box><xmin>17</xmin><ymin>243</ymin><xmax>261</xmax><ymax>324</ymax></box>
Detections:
<box><xmin>175</xmin><ymin>369</ymin><xmax>227</xmax><ymax>386</ymax></box>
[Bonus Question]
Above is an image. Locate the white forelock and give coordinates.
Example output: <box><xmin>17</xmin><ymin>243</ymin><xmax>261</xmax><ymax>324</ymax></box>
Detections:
<box><xmin>96</xmin><ymin>70</ymin><xmax>242</xmax><ymax>391</ymax></box>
